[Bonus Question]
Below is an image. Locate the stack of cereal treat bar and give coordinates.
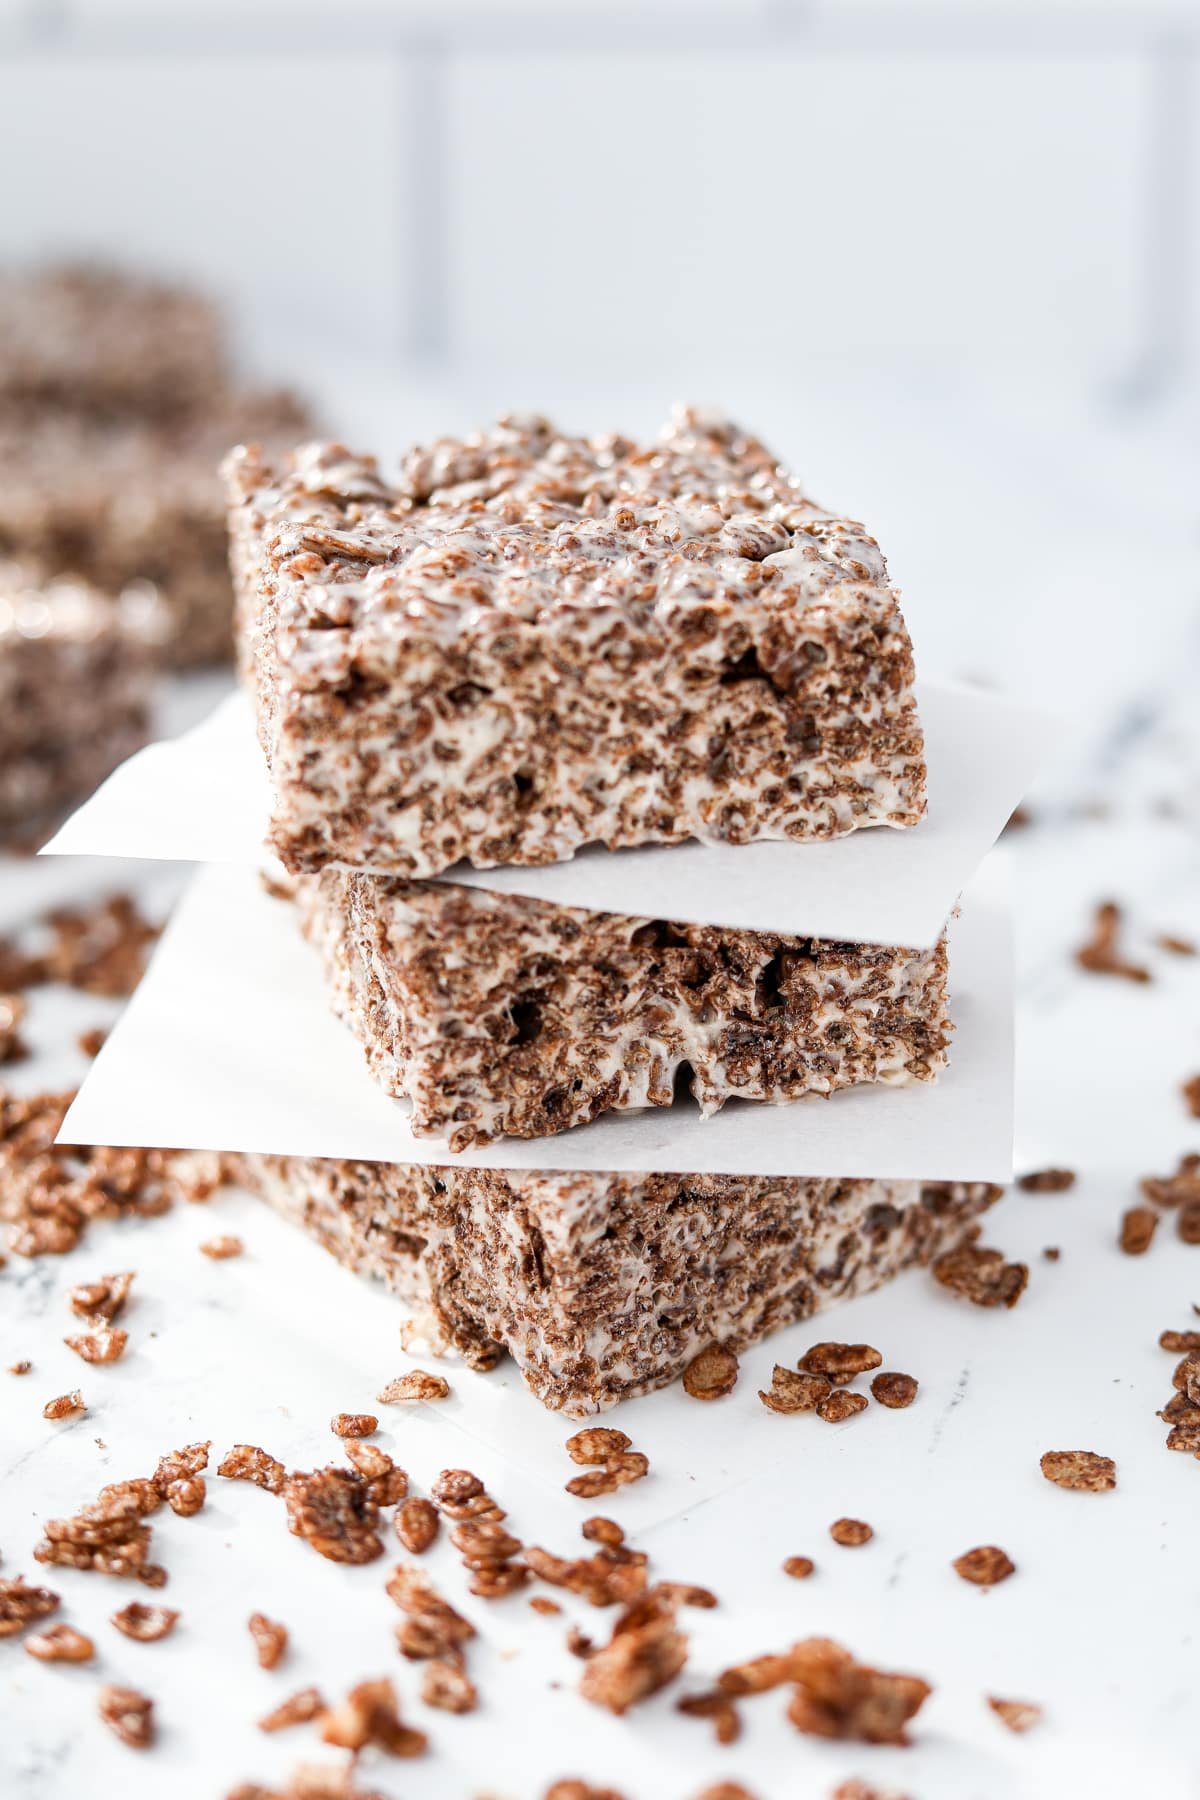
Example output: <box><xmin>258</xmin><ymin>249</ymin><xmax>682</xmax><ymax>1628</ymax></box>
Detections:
<box><xmin>0</xmin><ymin>264</ymin><xmax>314</xmax><ymax>667</ymax></box>
<box><xmin>223</xmin><ymin>409</ymin><xmax>999</xmax><ymax>1415</ymax></box>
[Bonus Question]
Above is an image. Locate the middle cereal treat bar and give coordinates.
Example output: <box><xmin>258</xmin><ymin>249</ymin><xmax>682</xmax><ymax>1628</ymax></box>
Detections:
<box><xmin>224</xmin><ymin>408</ymin><xmax>926</xmax><ymax>876</ymax></box>
<box><xmin>297</xmin><ymin>871</ymin><xmax>951</xmax><ymax>1148</ymax></box>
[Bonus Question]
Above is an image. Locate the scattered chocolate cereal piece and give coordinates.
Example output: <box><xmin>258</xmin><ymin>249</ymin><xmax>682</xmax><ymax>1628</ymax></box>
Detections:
<box><xmin>420</xmin><ymin>1659</ymin><xmax>478</xmax><ymax>1714</ymax></box>
<box><xmin>1039</xmin><ymin>1450</ymin><xmax>1117</xmax><ymax>1493</ymax></box>
<box><xmin>566</xmin><ymin>1452</ymin><xmax>649</xmax><ymax>1500</ymax></box>
<box><xmin>524</xmin><ymin>1536</ymin><xmax>647</xmax><ymax>1610</ymax></box>
<box><xmin>987</xmin><ymin>1696</ymin><xmax>1042</xmax><ymax>1733</ymax></box>
<box><xmin>529</xmin><ymin>1596</ymin><xmax>562</xmax><ymax>1616</ymax></box>
<box><xmin>330</xmin><ymin>1412</ymin><xmax>377</xmax><ymax>1439</ymax></box>
<box><xmin>1017</xmin><ymin>1168</ymin><xmax>1076</xmax><ymax>1193</ymax></box>
<box><xmin>786</xmin><ymin>1637</ymin><xmax>931</xmax><ymax>1744</ymax></box>
<box><xmin>952</xmin><ymin>1546</ymin><xmax>1015</xmax><ymax>1587</ymax></box>
<box><xmin>1160</xmin><ymin>1328</ymin><xmax>1200</xmax><ymax>1353</ymax></box>
<box><xmin>831</xmin><ymin>1784</ymin><xmax>913</xmax><ymax>1800</ymax></box>
<box><xmin>376</xmin><ymin>1370</ymin><xmax>450</xmax><ymax>1404</ymax></box>
<box><xmin>24</xmin><ymin>1622</ymin><xmax>95</xmax><ymax>1662</ymax></box>
<box><xmin>1075</xmin><ymin>901</ymin><xmax>1150</xmax><ymax>983</ymax></box>
<box><xmin>759</xmin><ymin>1367</ymin><xmax>831</xmax><ymax>1415</ymax></box>
<box><xmin>248</xmin><ymin>1612</ymin><xmax>288</xmax><ymax>1669</ymax></box>
<box><xmin>387</xmin><ymin>1564</ymin><xmax>476</xmax><ymax>1662</ymax></box>
<box><xmin>582</xmin><ymin>1516</ymin><xmax>625</xmax><ymax>1548</ymax></box>
<box><xmin>681</xmin><ymin>1343</ymin><xmax>739</xmax><ymax>1400</ymax></box>
<box><xmin>1179</xmin><ymin>1202</ymin><xmax>1200</xmax><ymax>1246</ymax></box>
<box><xmin>1120</xmin><ymin>1207</ymin><xmax>1159</xmax><ymax>1255</ymax></box>
<box><xmin>0</xmin><ymin>993</ymin><xmax>28</xmax><ymax>1065</ymax></box>
<box><xmin>77</xmin><ymin>1026</ymin><xmax>108</xmax><ymax>1058</ymax></box>
<box><xmin>1043</xmin><ymin>1246</ymin><xmax>1061</xmax><ymax>1262</ymax></box>
<box><xmin>1165</xmin><ymin>1421</ymin><xmax>1200</xmax><ymax>1453</ymax></box>
<box><xmin>68</xmin><ymin>1270</ymin><xmax>134</xmax><ymax>1322</ymax></box>
<box><xmin>42</xmin><ymin>1390</ymin><xmax>85</xmax><ymax>1422</ymax></box>
<box><xmin>112</xmin><ymin>1602</ymin><xmax>178</xmax><ymax>1642</ymax></box>
<box><xmin>44</xmin><ymin>895</ymin><xmax>160</xmax><ymax>998</ymax></box>
<box><xmin>656</xmin><ymin>1582</ymin><xmax>718</xmax><ymax>1610</ymax></box>
<box><xmin>544</xmin><ymin>1785</ymin><xmax>628</xmax><ymax>1800</ymax></box>
<box><xmin>394</xmin><ymin>1497</ymin><xmax>439</xmax><ymax>1554</ymax></box>
<box><xmin>320</xmin><ymin>1676</ymin><xmax>427</xmax><ymax>1756</ymax></box>
<box><xmin>64</xmin><ymin>1326</ymin><xmax>127</xmax><ymax>1363</ymax></box>
<box><xmin>565</xmin><ymin>1626</ymin><xmax>594</xmax><ymax>1659</ymax></box>
<box><xmin>1141</xmin><ymin>1153</ymin><xmax>1200</xmax><ymax>1209</ymax></box>
<box><xmin>0</xmin><ymin>1577</ymin><xmax>60</xmax><ymax>1637</ymax></box>
<box><xmin>579</xmin><ymin>1588</ymin><xmax>687</xmax><ymax>1715</ymax></box>
<box><xmin>565</xmin><ymin>1428</ymin><xmax>632</xmax><ymax>1466</ymax></box>
<box><xmin>429</xmin><ymin>1469</ymin><xmax>484</xmax><ymax>1509</ymax></box>
<box><xmin>932</xmin><ymin>1242</ymin><xmax>1028</xmax><ymax>1309</ymax></box>
<box><xmin>783</xmin><ymin>1556</ymin><xmax>815</xmax><ymax>1580</ymax></box>
<box><xmin>871</xmin><ymin>1372</ymin><xmax>918</xmax><ymax>1409</ymax></box>
<box><xmin>1171</xmin><ymin>1355</ymin><xmax>1200</xmax><ymax>1397</ymax></box>
<box><xmin>33</xmin><ymin>1477</ymin><xmax>165</xmax><ymax>1584</ymax></box>
<box><xmin>200</xmin><ymin>1235</ymin><xmax>243</xmax><ymax>1260</ymax></box>
<box><xmin>1183</xmin><ymin>1075</ymin><xmax>1200</xmax><ymax>1119</ymax></box>
<box><xmin>258</xmin><ymin>1687</ymin><xmax>326</xmax><ymax>1733</ymax></box>
<box><xmin>7</xmin><ymin>1359</ymin><xmax>31</xmax><ymax>1375</ymax></box>
<box><xmin>342</xmin><ymin>1441</ymin><xmax>408</xmax><ymax>1507</ymax></box>
<box><xmin>830</xmin><ymin>1519</ymin><xmax>873</xmax><ymax>1548</ymax></box>
<box><xmin>1159</xmin><ymin>933</ymin><xmax>1197</xmax><ymax>956</ymax></box>
<box><xmin>798</xmin><ymin>1343</ymin><xmax>883</xmax><ymax>1385</ymax></box>
<box><xmin>218</xmin><ymin>1444</ymin><xmax>286</xmax><ymax>1494</ymax></box>
<box><xmin>676</xmin><ymin>1688</ymin><xmax>741</xmax><ymax>1745</ymax></box>
<box><xmin>284</xmin><ymin>1466</ymin><xmax>384</xmax><ymax>1565</ymax></box>
<box><xmin>817</xmin><ymin>1390</ymin><xmax>869</xmax><ymax>1424</ymax></box>
<box><xmin>98</xmin><ymin>1684</ymin><xmax>155</xmax><ymax>1749</ymax></box>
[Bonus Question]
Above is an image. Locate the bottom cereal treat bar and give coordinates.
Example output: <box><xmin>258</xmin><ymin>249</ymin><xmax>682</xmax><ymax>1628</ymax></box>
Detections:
<box><xmin>0</xmin><ymin>565</ymin><xmax>163</xmax><ymax>841</ymax></box>
<box><xmin>232</xmin><ymin>1156</ymin><xmax>999</xmax><ymax>1414</ymax></box>
<box><xmin>297</xmin><ymin>871</ymin><xmax>952</xmax><ymax>1149</ymax></box>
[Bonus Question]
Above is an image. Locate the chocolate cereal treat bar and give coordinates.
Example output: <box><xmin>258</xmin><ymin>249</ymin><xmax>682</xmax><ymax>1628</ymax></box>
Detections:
<box><xmin>0</xmin><ymin>263</ymin><xmax>226</xmax><ymax>424</ymax></box>
<box><xmin>232</xmin><ymin>1156</ymin><xmax>999</xmax><ymax>1414</ymax></box>
<box><xmin>0</xmin><ymin>392</ymin><xmax>313</xmax><ymax>667</ymax></box>
<box><xmin>0</xmin><ymin>564</ymin><xmax>164</xmax><ymax>841</ymax></box>
<box><xmin>225</xmin><ymin>409</ymin><xmax>926</xmax><ymax>876</ymax></box>
<box><xmin>298</xmin><ymin>870</ymin><xmax>951</xmax><ymax>1148</ymax></box>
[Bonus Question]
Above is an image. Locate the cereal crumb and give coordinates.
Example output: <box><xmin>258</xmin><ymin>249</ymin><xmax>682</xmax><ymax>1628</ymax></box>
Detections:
<box><xmin>565</xmin><ymin>1452</ymin><xmax>649</xmax><ymax>1499</ymax></box>
<box><xmin>284</xmin><ymin>1466</ymin><xmax>384</xmax><ymax>1566</ymax></box>
<box><xmin>1017</xmin><ymin>1168</ymin><xmax>1076</xmax><ymax>1193</ymax></box>
<box><xmin>111</xmin><ymin>1602</ymin><xmax>178</xmax><ymax>1642</ymax></box>
<box><xmin>1119</xmin><ymin>1206</ymin><xmax>1159</xmax><ymax>1255</ymax></box>
<box><xmin>579</xmin><ymin>1589</ymin><xmax>687</xmax><ymax>1715</ymax></box>
<box><xmin>681</xmin><ymin>1343</ymin><xmax>739</xmax><ymax>1400</ymax></box>
<box><xmin>258</xmin><ymin>1686</ymin><xmax>326</xmax><ymax>1732</ymax></box>
<box><xmin>817</xmin><ymin>1390</ymin><xmax>869</xmax><ymax>1425</ymax></box>
<box><xmin>68</xmin><ymin>1270</ymin><xmax>134</xmax><ymax>1322</ymax></box>
<box><xmin>42</xmin><ymin>1391</ymin><xmax>85</xmax><ymax>1422</ymax></box>
<box><xmin>320</xmin><ymin>1676</ymin><xmax>427</xmax><ymax>1755</ymax></box>
<box><xmin>200</xmin><ymin>1235</ymin><xmax>243</xmax><ymax>1259</ymax></box>
<box><xmin>64</xmin><ymin>1327</ymin><xmax>127</xmax><ymax>1364</ymax></box>
<box><xmin>1140</xmin><ymin>1153</ymin><xmax>1200</xmax><ymax>1210</ymax></box>
<box><xmin>420</xmin><ymin>1658</ymin><xmax>478</xmax><ymax>1714</ymax></box>
<box><xmin>783</xmin><ymin>1556</ymin><xmax>815</xmax><ymax>1580</ymax></box>
<box><xmin>987</xmin><ymin>1695</ymin><xmax>1042</xmax><ymax>1733</ymax></box>
<box><xmin>1040</xmin><ymin>1450</ymin><xmax>1117</xmax><ymax>1492</ymax></box>
<box><xmin>218</xmin><ymin>1445</ymin><xmax>286</xmax><ymax>1494</ymax></box>
<box><xmin>565</xmin><ymin>1428</ymin><xmax>632</xmax><ymax>1466</ymax></box>
<box><xmin>786</xmin><ymin>1637</ymin><xmax>930</xmax><ymax>1744</ymax></box>
<box><xmin>98</xmin><ymin>1684</ymin><xmax>154</xmax><ymax>1749</ymax></box>
<box><xmin>330</xmin><ymin>1412</ymin><xmax>377</xmax><ymax>1439</ymax></box>
<box><xmin>376</xmin><ymin>1370</ymin><xmax>450</xmax><ymax>1403</ymax></box>
<box><xmin>1043</xmin><ymin>1246</ymin><xmax>1061</xmax><ymax>1262</ymax></box>
<box><xmin>829</xmin><ymin>1519</ymin><xmax>873</xmax><ymax>1548</ymax></box>
<box><xmin>248</xmin><ymin>1612</ymin><xmax>288</xmax><ymax>1669</ymax></box>
<box><xmin>952</xmin><ymin>1546</ymin><xmax>1015</xmax><ymax>1587</ymax></box>
<box><xmin>25</xmin><ymin>1622</ymin><xmax>95</xmax><ymax>1662</ymax></box>
<box><xmin>394</xmin><ymin>1498</ymin><xmax>439</xmax><ymax>1555</ymax></box>
<box><xmin>8</xmin><ymin>1359</ymin><xmax>31</xmax><ymax>1375</ymax></box>
<box><xmin>0</xmin><ymin>1577</ymin><xmax>60</xmax><ymax>1637</ymax></box>
<box><xmin>1075</xmin><ymin>901</ymin><xmax>1150</xmax><ymax>983</ymax></box>
<box><xmin>870</xmin><ymin>1372</ymin><xmax>918</xmax><ymax>1409</ymax></box>
<box><xmin>530</xmin><ymin>1595</ymin><xmax>562</xmax><ymax>1615</ymax></box>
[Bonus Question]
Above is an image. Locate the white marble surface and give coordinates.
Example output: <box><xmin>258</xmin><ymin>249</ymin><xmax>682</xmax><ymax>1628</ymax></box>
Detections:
<box><xmin>1</xmin><ymin>364</ymin><xmax>1198</xmax><ymax>1800</ymax></box>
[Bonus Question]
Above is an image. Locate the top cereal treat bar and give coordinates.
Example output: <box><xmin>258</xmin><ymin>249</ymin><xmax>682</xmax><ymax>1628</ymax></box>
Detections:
<box><xmin>0</xmin><ymin>264</ymin><xmax>226</xmax><ymax>424</ymax></box>
<box><xmin>224</xmin><ymin>409</ymin><xmax>927</xmax><ymax>877</ymax></box>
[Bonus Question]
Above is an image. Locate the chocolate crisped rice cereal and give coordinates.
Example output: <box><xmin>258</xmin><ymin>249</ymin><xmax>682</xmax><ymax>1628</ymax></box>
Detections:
<box><xmin>226</xmin><ymin>412</ymin><xmax>927</xmax><ymax>879</ymax></box>
<box><xmin>544</xmin><ymin>1785</ymin><xmax>628</xmax><ymax>1800</ymax></box>
<box><xmin>387</xmin><ymin>1563</ymin><xmax>476</xmax><ymax>1662</ymax></box>
<box><xmin>799</xmin><ymin>1343</ymin><xmax>883</xmax><ymax>1385</ymax></box>
<box><xmin>24</xmin><ymin>1622</ymin><xmax>94</xmax><ymax>1662</ymax></box>
<box><xmin>758</xmin><ymin>1367</ymin><xmax>831</xmax><ymax>1414</ymax></box>
<box><xmin>932</xmin><ymin>1241</ymin><xmax>1028</xmax><ymax>1309</ymax></box>
<box><xmin>98</xmin><ymin>1684</ymin><xmax>155</xmax><ymax>1749</ymax></box>
<box><xmin>376</xmin><ymin>1370</ymin><xmax>450</xmax><ymax>1404</ymax></box>
<box><xmin>566</xmin><ymin>1453</ymin><xmax>649</xmax><ymax>1500</ymax></box>
<box><xmin>1075</xmin><ymin>902</ymin><xmax>1150</xmax><ymax>983</ymax></box>
<box><xmin>1178</xmin><ymin>1202</ymin><xmax>1200</xmax><ymax>1246</ymax></box>
<box><xmin>64</xmin><ymin>1326</ymin><xmax>127</xmax><ymax>1363</ymax></box>
<box><xmin>1164</xmin><ymin>1421</ymin><xmax>1200</xmax><ymax>1453</ymax></box>
<box><xmin>1039</xmin><ymin>1450</ymin><xmax>1117</xmax><ymax>1493</ymax></box>
<box><xmin>0</xmin><ymin>1577</ymin><xmax>60</xmax><ymax>1637</ymax></box>
<box><xmin>786</xmin><ymin>1637</ymin><xmax>931</xmax><ymax>1745</ymax></box>
<box><xmin>320</xmin><ymin>1677</ymin><xmax>427</xmax><ymax>1756</ymax></box>
<box><xmin>78</xmin><ymin>1026</ymin><xmax>107</xmax><ymax>1059</ymax></box>
<box><xmin>200</xmin><ymin>1235</ymin><xmax>243</xmax><ymax>1259</ymax></box>
<box><xmin>284</xmin><ymin>1467</ymin><xmax>384</xmax><ymax>1565</ymax></box>
<box><xmin>783</xmin><ymin>1555</ymin><xmax>816</xmax><ymax>1580</ymax></box>
<box><xmin>249</xmin><ymin>1613</ymin><xmax>288</xmax><ymax>1669</ymax></box>
<box><xmin>987</xmin><ymin>1696</ymin><xmax>1042</xmax><ymax>1733</ymax></box>
<box><xmin>523</xmin><ymin>1534</ymin><xmax>648</xmax><ymax>1610</ymax></box>
<box><xmin>394</xmin><ymin>1498</ymin><xmax>440</xmax><ymax>1554</ymax></box>
<box><xmin>430</xmin><ymin>1468</ymin><xmax>484</xmax><ymax>1508</ymax></box>
<box><xmin>33</xmin><ymin>1477</ymin><xmax>165</xmax><ymax>1582</ymax></box>
<box><xmin>1140</xmin><ymin>1153</ymin><xmax>1200</xmax><ymax>1210</ymax></box>
<box><xmin>218</xmin><ymin>1444</ymin><xmax>286</xmax><ymax>1494</ymax></box>
<box><xmin>69</xmin><ymin>1270</ymin><xmax>134</xmax><ymax>1322</ymax></box>
<box><xmin>330</xmin><ymin>1412</ymin><xmax>377</xmax><ymax>1439</ymax></box>
<box><xmin>870</xmin><ymin>1372</ymin><xmax>918</xmax><ymax>1409</ymax></box>
<box><xmin>1171</xmin><ymin>1355</ymin><xmax>1200</xmax><ymax>1397</ymax></box>
<box><xmin>830</xmin><ymin>1519</ymin><xmax>873</xmax><ymax>1548</ymax></box>
<box><xmin>258</xmin><ymin>1687</ymin><xmax>326</xmax><ymax>1733</ymax></box>
<box><xmin>1017</xmin><ymin>1168</ymin><xmax>1076</xmax><ymax>1193</ymax></box>
<box><xmin>682</xmin><ymin>1343</ymin><xmax>739</xmax><ymax>1400</ymax></box>
<box><xmin>566</xmin><ymin>1428</ymin><xmax>633</xmax><ymax>1465</ymax></box>
<box><xmin>831</xmin><ymin>1783</ymin><xmax>913</xmax><ymax>1800</ymax></box>
<box><xmin>529</xmin><ymin>1595</ymin><xmax>562</xmax><ymax>1616</ymax></box>
<box><xmin>8</xmin><ymin>1359</ymin><xmax>30</xmax><ymax>1374</ymax></box>
<box><xmin>676</xmin><ymin>1689</ymin><xmax>741</xmax><ymax>1745</ymax></box>
<box><xmin>111</xmin><ymin>1602</ymin><xmax>179</xmax><ymax>1642</ymax></box>
<box><xmin>952</xmin><ymin>1546</ymin><xmax>1015</xmax><ymax>1587</ymax></box>
<box><xmin>582</xmin><ymin>1516</ymin><xmax>625</xmax><ymax>1548</ymax></box>
<box><xmin>1119</xmin><ymin>1207</ymin><xmax>1159</xmax><ymax>1255</ymax></box>
<box><xmin>1160</xmin><ymin>933</ymin><xmax>1198</xmax><ymax>956</ymax></box>
<box><xmin>420</xmin><ymin>1658</ymin><xmax>478</xmax><ymax>1714</ymax></box>
<box><xmin>579</xmin><ymin>1588</ymin><xmax>688</xmax><ymax>1715</ymax></box>
<box><xmin>42</xmin><ymin>1390</ymin><xmax>85</xmax><ymax>1421</ymax></box>
<box><xmin>1160</xmin><ymin>1329</ymin><xmax>1200</xmax><ymax>1353</ymax></box>
<box><xmin>342</xmin><ymin>1442</ymin><xmax>408</xmax><ymax>1508</ymax></box>
<box><xmin>817</xmin><ymin>1390</ymin><xmax>869</xmax><ymax>1424</ymax></box>
<box><xmin>0</xmin><ymin>993</ymin><xmax>27</xmax><ymax>1064</ymax></box>
<box><xmin>1181</xmin><ymin>1075</ymin><xmax>1200</xmax><ymax>1119</ymax></box>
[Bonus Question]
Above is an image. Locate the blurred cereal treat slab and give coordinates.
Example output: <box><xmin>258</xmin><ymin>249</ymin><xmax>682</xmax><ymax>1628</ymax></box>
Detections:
<box><xmin>231</xmin><ymin>1155</ymin><xmax>998</xmax><ymax>1415</ymax></box>
<box><xmin>224</xmin><ymin>409</ymin><xmax>927</xmax><ymax>877</ymax></box>
<box><xmin>0</xmin><ymin>564</ymin><xmax>165</xmax><ymax>844</ymax></box>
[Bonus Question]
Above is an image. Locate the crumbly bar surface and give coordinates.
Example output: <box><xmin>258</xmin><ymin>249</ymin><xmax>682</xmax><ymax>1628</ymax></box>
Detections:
<box><xmin>0</xmin><ymin>564</ymin><xmax>164</xmax><ymax>838</ymax></box>
<box><xmin>298</xmin><ymin>869</ymin><xmax>951</xmax><ymax>1148</ymax></box>
<box><xmin>225</xmin><ymin>409</ymin><xmax>926</xmax><ymax>876</ymax></box>
<box><xmin>0</xmin><ymin>392</ymin><xmax>313</xmax><ymax>667</ymax></box>
<box><xmin>0</xmin><ymin>264</ymin><xmax>226</xmax><ymax>423</ymax></box>
<box><xmin>233</xmin><ymin>1155</ymin><xmax>999</xmax><ymax>1414</ymax></box>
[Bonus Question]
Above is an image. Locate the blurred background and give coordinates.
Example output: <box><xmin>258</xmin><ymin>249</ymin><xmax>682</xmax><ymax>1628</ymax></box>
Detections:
<box><xmin>1</xmin><ymin>0</ymin><xmax>1198</xmax><ymax>814</ymax></box>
